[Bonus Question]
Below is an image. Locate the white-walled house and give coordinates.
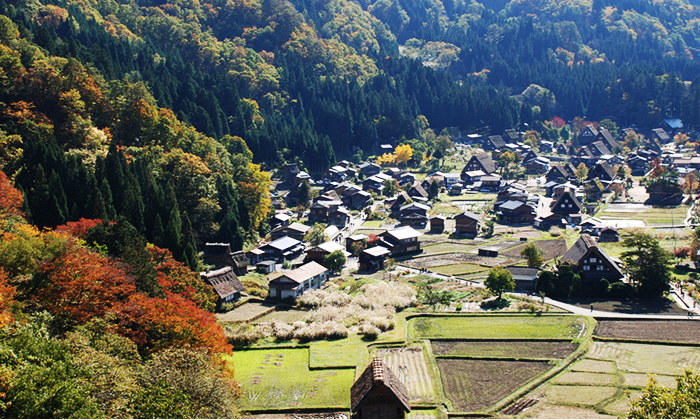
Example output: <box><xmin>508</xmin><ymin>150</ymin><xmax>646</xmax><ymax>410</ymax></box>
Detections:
<box><xmin>268</xmin><ymin>261</ymin><xmax>331</xmax><ymax>300</ymax></box>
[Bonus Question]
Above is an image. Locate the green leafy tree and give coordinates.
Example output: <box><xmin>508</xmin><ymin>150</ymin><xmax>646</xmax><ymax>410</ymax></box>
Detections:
<box><xmin>298</xmin><ymin>180</ymin><xmax>311</xmax><ymax>207</ymax></box>
<box><xmin>481</xmin><ymin>220</ymin><xmax>495</xmax><ymax>238</ymax></box>
<box><xmin>520</xmin><ymin>243</ymin><xmax>544</xmax><ymax>267</ymax></box>
<box><xmin>382</xmin><ymin>178</ymin><xmax>399</xmax><ymax>196</ymax></box>
<box><xmin>622</xmin><ymin>231</ymin><xmax>672</xmax><ymax>296</ymax></box>
<box><xmin>323</xmin><ymin>250</ymin><xmax>346</xmax><ymax>272</ymax></box>
<box><xmin>485</xmin><ymin>267</ymin><xmax>515</xmax><ymax>299</ymax></box>
<box><xmin>429</xmin><ymin>179</ymin><xmax>440</xmax><ymax>198</ymax></box>
<box><xmin>303</xmin><ymin>223</ymin><xmax>329</xmax><ymax>246</ymax></box>
<box><xmin>629</xmin><ymin>370</ymin><xmax>700</xmax><ymax>418</ymax></box>
<box><xmin>575</xmin><ymin>162</ymin><xmax>589</xmax><ymax>184</ymax></box>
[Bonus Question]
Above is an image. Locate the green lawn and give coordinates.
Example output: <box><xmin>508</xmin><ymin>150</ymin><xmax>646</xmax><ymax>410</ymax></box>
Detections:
<box><xmin>308</xmin><ymin>336</ymin><xmax>369</xmax><ymax>368</ymax></box>
<box><xmin>361</xmin><ymin>220</ymin><xmax>384</xmax><ymax>228</ymax></box>
<box><xmin>223</xmin><ymin>348</ymin><xmax>354</xmax><ymax>410</ymax></box>
<box><xmin>410</xmin><ymin>315</ymin><xmax>588</xmax><ymax>339</ymax></box>
<box><xmin>421</xmin><ymin>242</ymin><xmax>477</xmax><ymax>254</ymax></box>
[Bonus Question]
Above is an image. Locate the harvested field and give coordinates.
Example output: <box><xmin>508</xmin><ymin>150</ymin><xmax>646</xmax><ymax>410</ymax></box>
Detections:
<box><xmin>565</xmin><ymin>297</ymin><xmax>686</xmax><ymax>315</ymax></box>
<box><xmin>431</xmin><ymin>340</ymin><xmax>578</xmax><ymax>359</ymax></box>
<box><xmin>406</xmin><ymin>253</ymin><xmax>514</xmax><ymax>269</ymax></box>
<box><xmin>430</xmin><ymin>263</ymin><xmax>488</xmax><ymax>276</ymax></box>
<box><xmin>480</xmin><ymin>240</ymin><xmax>522</xmax><ymax>252</ymax></box>
<box><xmin>595</xmin><ymin>319</ymin><xmax>700</xmax><ymax>342</ymax></box>
<box><xmin>255</xmin><ymin>307</ymin><xmax>308</xmax><ymax>324</ymax></box>
<box><xmin>217</xmin><ymin>301</ymin><xmax>276</xmax><ymax>323</ymax></box>
<box><xmin>622</xmin><ymin>373</ymin><xmax>677</xmax><ymax>389</ymax></box>
<box><xmin>437</xmin><ymin>359</ymin><xmax>551</xmax><ymax>412</ymax></box>
<box><xmin>523</xmin><ymin>404</ymin><xmax>615</xmax><ymax>419</ymax></box>
<box><xmin>377</xmin><ymin>347</ymin><xmax>436</xmax><ymax>403</ymax></box>
<box><xmin>569</xmin><ymin>359</ymin><xmax>616</xmax><ymax>373</ymax></box>
<box><xmin>499</xmin><ymin>239</ymin><xmax>568</xmax><ymax>261</ymax></box>
<box><xmin>421</xmin><ymin>241</ymin><xmax>479</xmax><ymax>254</ymax></box>
<box><xmin>553</xmin><ymin>372</ymin><xmax>618</xmax><ymax>386</ymax></box>
<box><xmin>544</xmin><ymin>385</ymin><xmax>618</xmax><ymax>407</ymax></box>
<box><xmin>601</xmin><ymin>391</ymin><xmax>639</xmax><ymax>416</ymax></box>
<box><xmin>587</xmin><ymin>341</ymin><xmax>700</xmax><ymax>376</ymax></box>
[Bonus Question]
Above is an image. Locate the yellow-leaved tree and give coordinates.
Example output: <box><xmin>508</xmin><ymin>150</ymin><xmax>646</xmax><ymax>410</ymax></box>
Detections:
<box><xmin>377</xmin><ymin>152</ymin><xmax>396</xmax><ymax>165</ymax></box>
<box><xmin>394</xmin><ymin>144</ymin><xmax>413</xmax><ymax>166</ymax></box>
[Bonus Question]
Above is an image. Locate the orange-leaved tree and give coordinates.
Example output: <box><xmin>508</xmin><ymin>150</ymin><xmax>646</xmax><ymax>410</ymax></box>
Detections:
<box><xmin>0</xmin><ymin>268</ymin><xmax>16</xmax><ymax>327</ymax></box>
<box><xmin>147</xmin><ymin>245</ymin><xmax>217</xmax><ymax>312</ymax></box>
<box><xmin>36</xmin><ymin>241</ymin><xmax>137</xmax><ymax>326</ymax></box>
<box><xmin>0</xmin><ymin>170</ymin><xmax>24</xmax><ymax>217</ymax></box>
<box><xmin>115</xmin><ymin>292</ymin><xmax>232</xmax><ymax>355</ymax></box>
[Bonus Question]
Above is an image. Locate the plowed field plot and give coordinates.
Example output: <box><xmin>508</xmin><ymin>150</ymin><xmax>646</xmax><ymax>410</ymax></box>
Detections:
<box><xmin>412</xmin><ymin>315</ymin><xmax>587</xmax><ymax>339</ymax></box>
<box><xmin>378</xmin><ymin>347</ymin><xmax>436</xmax><ymax>403</ymax></box>
<box><xmin>595</xmin><ymin>320</ymin><xmax>700</xmax><ymax>342</ymax></box>
<box><xmin>406</xmin><ymin>253</ymin><xmax>512</xmax><ymax>268</ymax></box>
<box><xmin>217</xmin><ymin>301</ymin><xmax>276</xmax><ymax>323</ymax></box>
<box><xmin>437</xmin><ymin>359</ymin><xmax>551</xmax><ymax>412</ymax></box>
<box><xmin>224</xmin><ymin>348</ymin><xmax>354</xmax><ymax>410</ymax></box>
<box><xmin>431</xmin><ymin>340</ymin><xmax>578</xmax><ymax>359</ymax></box>
<box><xmin>499</xmin><ymin>239</ymin><xmax>568</xmax><ymax>261</ymax></box>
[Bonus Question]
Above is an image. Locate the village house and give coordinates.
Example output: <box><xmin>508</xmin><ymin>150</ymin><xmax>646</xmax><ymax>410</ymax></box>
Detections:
<box><xmin>199</xmin><ymin>266</ymin><xmax>245</xmax><ymax>308</ymax></box>
<box><xmin>306</xmin><ymin>241</ymin><xmax>350</xmax><ymax>264</ymax></box>
<box><xmin>359</xmin><ymin>162</ymin><xmax>382</xmax><ymax>177</ymax></box>
<box><xmin>577</xmin><ymin>125</ymin><xmax>599</xmax><ymax>147</ymax></box>
<box><xmin>587</xmin><ymin>162</ymin><xmax>616</xmax><ymax>182</ymax></box>
<box><xmin>390</xmin><ymin>191</ymin><xmax>412</xmax><ymax>216</ymax></box>
<box><xmin>551</xmin><ymin>189</ymin><xmax>582</xmax><ymax>217</ymax></box>
<box><xmin>462</xmin><ymin>154</ymin><xmax>496</xmax><ymax>177</ymax></box>
<box><xmin>596</xmin><ymin>127</ymin><xmax>619</xmax><ymax>151</ymax></box>
<box><xmin>561</xmin><ymin>234</ymin><xmax>624</xmax><ymax>282</ymax></box>
<box><xmin>546</xmin><ymin>163</ymin><xmax>577</xmax><ymax>184</ymax></box>
<box><xmin>379</xmin><ymin>226</ymin><xmax>422</xmax><ymax>256</ymax></box>
<box><xmin>358</xmin><ymin>246</ymin><xmax>392</xmax><ymax>272</ymax></box>
<box><xmin>410</xmin><ymin>181</ymin><xmax>431</xmax><ymax>200</ymax></box>
<box><xmin>461</xmin><ymin>170</ymin><xmax>485</xmax><ymax>186</ymax></box>
<box><xmin>259</xmin><ymin>236</ymin><xmax>305</xmax><ymax>262</ymax></box>
<box><xmin>363</xmin><ymin>173</ymin><xmax>393</xmax><ymax>193</ymax></box>
<box><xmin>351</xmin><ymin>357</ymin><xmax>411</xmax><ymax>419</ymax></box>
<box><xmin>650</xmin><ymin>128</ymin><xmax>672</xmax><ymax>144</ymax></box>
<box><xmin>499</xmin><ymin>200</ymin><xmax>536</xmax><ymax>224</ymax></box>
<box><xmin>284</xmin><ymin>163</ymin><xmax>301</xmax><ymax>183</ymax></box>
<box><xmin>480</xmin><ymin>175</ymin><xmax>503</xmax><ymax>191</ymax></box>
<box><xmin>267</xmin><ymin>261</ymin><xmax>331</xmax><ymax>300</ymax></box>
<box><xmin>534</xmin><ymin>211</ymin><xmax>568</xmax><ymax>230</ymax></box>
<box><xmin>661</xmin><ymin>118</ymin><xmax>683</xmax><ymax>136</ymax></box>
<box><xmin>598</xmin><ymin>227</ymin><xmax>620</xmax><ymax>242</ymax></box>
<box><xmin>483</xmin><ymin>135</ymin><xmax>506</xmax><ymax>151</ymax></box>
<box><xmin>246</xmin><ymin>248</ymin><xmax>265</xmax><ymax>265</ymax></box>
<box><xmin>270</xmin><ymin>222</ymin><xmax>311</xmax><ymax>242</ymax></box>
<box><xmin>454</xmin><ymin>211</ymin><xmax>480</xmax><ymax>236</ymax></box>
<box><xmin>524</xmin><ymin>156</ymin><xmax>550</xmax><ymax>174</ymax></box>
<box><xmin>346</xmin><ymin>234</ymin><xmax>369</xmax><ymax>252</ymax></box>
<box><xmin>271</xmin><ymin>212</ymin><xmax>292</xmax><ymax>229</ymax></box>
<box><xmin>505</xmin><ymin>266</ymin><xmax>539</xmax><ymax>292</ymax></box>
<box><xmin>398</xmin><ymin>202</ymin><xmax>429</xmax><ymax>227</ymax></box>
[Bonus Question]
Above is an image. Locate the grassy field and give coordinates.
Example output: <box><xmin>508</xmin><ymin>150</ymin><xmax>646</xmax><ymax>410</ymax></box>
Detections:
<box><xmin>217</xmin><ymin>301</ymin><xmax>276</xmax><ymax>323</ymax></box>
<box><xmin>361</xmin><ymin>220</ymin><xmax>385</xmax><ymax>228</ymax></box>
<box><xmin>308</xmin><ymin>337</ymin><xmax>369</xmax><ymax>368</ymax></box>
<box><xmin>224</xmin><ymin>348</ymin><xmax>354</xmax><ymax>410</ymax></box>
<box><xmin>596</xmin><ymin>204</ymin><xmax>690</xmax><ymax>226</ymax></box>
<box><xmin>421</xmin><ymin>241</ymin><xmax>478</xmax><ymax>254</ymax></box>
<box><xmin>411</xmin><ymin>315</ymin><xmax>588</xmax><ymax>340</ymax></box>
<box><xmin>431</xmin><ymin>263</ymin><xmax>489</xmax><ymax>276</ymax></box>
<box><xmin>255</xmin><ymin>307</ymin><xmax>308</xmax><ymax>324</ymax></box>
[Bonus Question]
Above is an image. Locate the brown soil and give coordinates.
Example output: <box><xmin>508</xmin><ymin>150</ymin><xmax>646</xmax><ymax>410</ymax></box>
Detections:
<box><xmin>436</xmin><ymin>359</ymin><xmax>551</xmax><ymax>412</ymax></box>
<box><xmin>500</xmin><ymin>239</ymin><xmax>569</xmax><ymax>261</ymax></box>
<box><xmin>566</xmin><ymin>298</ymin><xmax>686</xmax><ymax>315</ymax></box>
<box><xmin>431</xmin><ymin>340</ymin><xmax>578</xmax><ymax>359</ymax></box>
<box><xmin>595</xmin><ymin>319</ymin><xmax>700</xmax><ymax>343</ymax></box>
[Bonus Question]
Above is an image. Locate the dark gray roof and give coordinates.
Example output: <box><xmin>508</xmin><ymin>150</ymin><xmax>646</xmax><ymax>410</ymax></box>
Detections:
<box><xmin>506</xmin><ymin>266</ymin><xmax>539</xmax><ymax>277</ymax></box>
<box><xmin>501</xmin><ymin>200</ymin><xmax>526</xmax><ymax>211</ymax></box>
<box><xmin>455</xmin><ymin>211</ymin><xmax>480</xmax><ymax>221</ymax></box>
<box><xmin>561</xmin><ymin>234</ymin><xmax>624</xmax><ymax>280</ymax></box>
<box><xmin>264</xmin><ymin>236</ymin><xmax>302</xmax><ymax>251</ymax></box>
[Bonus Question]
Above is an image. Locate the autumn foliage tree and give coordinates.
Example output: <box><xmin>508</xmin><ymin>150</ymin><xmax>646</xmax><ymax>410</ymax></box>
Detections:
<box><xmin>394</xmin><ymin>144</ymin><xmax>413</xmax><ymax>166</ymax></box>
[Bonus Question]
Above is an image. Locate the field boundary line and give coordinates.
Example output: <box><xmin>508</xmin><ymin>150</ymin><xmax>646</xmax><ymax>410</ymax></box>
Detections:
<box><xmin>429</xmin><ymin>338</ymin><xmax>574</xmax><ymax>343</ymax></box>
<box><xmin>237</xmin><ymin>344</ymin><xmax>311</xmax><ymax>350</ymax></box>
<box><xmin>242</xmin><ymin>407</ymin><xmax>349</xmax><ymax>415</ymax></box>
<box><xmin>592</xmin><ymin>335</ymin><xmax>700</xmax><ymax>346</ymax></box>
<box><xmin>434</xmin><ymin>355</ymin><xmax>558</xmax><ymax>362</ymax></box>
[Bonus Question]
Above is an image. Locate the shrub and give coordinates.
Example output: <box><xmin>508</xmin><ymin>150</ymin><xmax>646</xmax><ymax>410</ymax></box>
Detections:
<box><xmin>297</xmin><ymin>289</ymin><xmax>327</xmax><ymax>308</ymax></box>
<box><xmin>272</xmin><ymin>322</ymin><xmax>294</xmax><ymax>341</ymax></box>
<box><xmin>360</xmin><ymin>324</ymin><xmax>380</xmax><ymax>340</ymax></box>
<box><xmin>549</xmin><ymin>226</ymin><xmax>562</xmax><ymax>237</ymax></box>
<box><xmin>226</xmin><ymin>324</ymin><xmax>270</xmax><ymax>346</ymax></box>
<box><xmin>608</xmin><ymin>281</ymin><xmax>635</xmax><ymax>299</ymax></box>
<box><xmin>322</xmin><ymin>291</ymin><xmax>351</xmax><ymax>307</ymax></box>
<box><xmin>455</xmin><ymin>303</ymin><xmax>463</xmax><ymax>311</ymax></box>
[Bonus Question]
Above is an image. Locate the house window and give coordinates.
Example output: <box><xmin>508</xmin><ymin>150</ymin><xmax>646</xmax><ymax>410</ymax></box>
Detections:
<box><xmin>568</xmin><ymin>204</ymin><xmax>572</xmax><ymax>208</ymax></box>
<box><xmin>583</xmin><ymin>265</ymin><xmax>590</xmax><ymax>270</ymax></box>
<box><xmin>590</xmin><ymin>257</ymin><xmax>596</xmax><ymax>263</ymax></box>
<box><xmin>598</xmin><ymin>265</ymin><xmax>604</xmax><ymax>271</ymax></box>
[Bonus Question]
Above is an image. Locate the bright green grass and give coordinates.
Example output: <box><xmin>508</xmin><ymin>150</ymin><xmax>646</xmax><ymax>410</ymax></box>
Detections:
<box><xmin>545</xmin><ymin>385</ymin><xmax>619</xmax><ymax>407</ymax></box>
<box><xmin>308</xmin><ymin>337</ymin><xmax>369</xmax><ymax>368</ymax></box>
<box><xmin>431</xmin><ymin>202</ymin><xmax>464</xmax><ymax>216</ymax></box>
<box><xmin>411</xmin><ymin>315</ymin><xmax>587</xmax><ymax>339</ymax></box>
<box><xmin>361</xmin><ymin>220</ymin><xmax>384</xmax><ymax>228</ymax></box>
<box><xmin>223</xmin><ymin>348</ymin><xmax>354</xmax><ymax>410</ymax></box>
<box><xmin>431</xmin><ymin>263</ymin><xmax>489</xmax><ymax>276</ymax></box>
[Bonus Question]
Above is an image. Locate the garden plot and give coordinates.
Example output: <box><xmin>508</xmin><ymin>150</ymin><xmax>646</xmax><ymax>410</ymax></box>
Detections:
<box><xmin>377</xmin><ymin>347</ymin><xmax>436</xmax><ymax>403</ymax></box>
<box><xmin>224</xmin><ymin>348</ymin><xmax>354</xmax><ymax>410</ymax></box>
<box><xmin>595</xmin><ymin>319</ymin><xmax>700</xmax><ymax>343</ymax></box>
<box><xmin>406</xmin><ymin>253</ymin><xmax>513</xmax><ymax>269</ymax></box>
<box><xmin>411</xmin><ymin>315</ymin><xmax>588</xmax><ymax>340</ymax></box>
<box><xmin>431</xmin><ymin>340</ymin><xmax>578</xmax><ymax>359</ymax></box>
<box><xmin>437</xmin><ymin>359</ymin><xmax>551</xmax><ymax>412</ymax></box>
<box><xmin>499</xmin><ymin>239</ymin><xmax>568</xmax><ymax>262</ymax></box>
<box><xmin>217</xmin><ymin>301</ymin><xmax>276</xmax><ymax>323</ymax></box>
<box><xmin>587</xmin><ymin>341</ymin><xmax>700</xmax><ymax>376</ymax></box>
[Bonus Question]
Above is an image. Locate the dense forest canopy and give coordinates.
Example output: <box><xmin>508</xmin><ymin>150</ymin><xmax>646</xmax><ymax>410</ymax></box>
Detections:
<box><xmin>1</xmin><ymin>0</ymin><xmax>700</xmax><ymax>249</ymax></box>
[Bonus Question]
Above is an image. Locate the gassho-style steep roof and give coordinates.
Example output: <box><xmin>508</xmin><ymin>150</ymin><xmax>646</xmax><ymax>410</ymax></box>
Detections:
<box><xmin>351</xmin><ymin>357</ymin><xmax>411</xmax><ymax>414</ymax></box>
<box><xmin>200</xmin><ymin>266</ymin><xmax>244</xmax><ymax>299</ymax></box>
<box><xmin>561</xmin><ymin>234</ymin><xmax>624</xmax><ymax>277</ymax></box>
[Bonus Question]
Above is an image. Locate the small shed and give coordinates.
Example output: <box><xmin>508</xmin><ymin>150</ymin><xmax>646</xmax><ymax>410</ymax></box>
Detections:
<box><xmin>478</xmin><ymin>246</ymin><xmax>500</xmax><ymax>257</ymax></box>
<box><xmin>505</xmin><ymin>266</ymin><xmax>539</xmax><ymax>291</ymax></box>
<box><xmin>351</xmin><ymin>357</ymin><xmax>410</xmax><ymax>419</ymax></box>
<box><xmin>429</xmin><ymin>215</ymin><xmax>446</xmax><ymax>233</ymax></box>
<box><xmin>256</xmin><ymin>260</ymin><xmax>277</xmax><ymax>274</ymax></box>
